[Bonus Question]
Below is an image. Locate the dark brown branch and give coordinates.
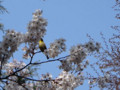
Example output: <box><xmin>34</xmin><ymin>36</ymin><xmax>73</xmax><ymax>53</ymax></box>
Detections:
<box><xmin>31</xmin><ymin>55</ymin><xmax>70</xmax><ymax>65</ymax></box>
<box><xmin>0</xmin><ymin>53</ymin><xmax>70</xmax><ymax>80</ymax></box>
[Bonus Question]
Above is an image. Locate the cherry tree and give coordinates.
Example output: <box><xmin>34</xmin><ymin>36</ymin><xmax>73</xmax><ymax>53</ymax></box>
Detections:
<box><xmin>0</xmin><ymin>0</ymin><xmax>119</xmax><ymax>90</ymax></box>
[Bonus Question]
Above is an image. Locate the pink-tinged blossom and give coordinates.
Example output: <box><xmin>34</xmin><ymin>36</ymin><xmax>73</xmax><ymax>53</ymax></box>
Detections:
<box><xmin>48</xmin><ymin>38</ymin><xmax>66</xmax><ymax>58</ymax></box>
<box><xmin>25</xmin><ymin>9</ymin><xmax>47</xmax><ymax>43</ymax></box>
<box><xmin>22</xmin><ymin>9</ymin><xmax>47</xmax><ymax>59</ymax></box>
<box><xmin>0</xmin><ymin>30</ymin><xmax>23</xmax><ymax>63</ymax></box>
<box><xmin>4</xmin><ymin>59</ymin><xmax>29</xmax><ymax>76</ymax></box>
<box><xmin>59</xmin><ymin>44</ymin><xmax>88</xmax><ymax>72</ymax></box>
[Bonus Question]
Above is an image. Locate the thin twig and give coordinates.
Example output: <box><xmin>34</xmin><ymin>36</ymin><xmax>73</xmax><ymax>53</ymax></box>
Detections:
<box><xmin>32</xmin><ymin>55</ymin><xmax>70</xmax><ymax>65</ymax></box>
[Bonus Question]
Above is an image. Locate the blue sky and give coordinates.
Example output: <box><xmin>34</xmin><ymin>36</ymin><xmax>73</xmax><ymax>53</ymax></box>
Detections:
<box><xmin>0</xmin><ymin>0</ymin><xmax>118</xmax><ymax>89</ymax></box>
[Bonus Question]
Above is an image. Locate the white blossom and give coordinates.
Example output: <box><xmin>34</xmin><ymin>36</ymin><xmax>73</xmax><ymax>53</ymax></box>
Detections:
<box><xmin>84</xmin><ymin>41</ymin><xmax>101</xmax><ymax>52</ymax></box>
<box><xmin>0</xmin><ymin>30</ymin><xmax>23</xmax><ymax>63</ymax></box>
<box><xmin>59</xmin><ymin>44</ymin><xmax>88</xmax><ymax>72</ymax></box>
<box><xmin>4</xmin><ymin>81</ymin><xmax>26</xmax><ymax>90</ymax></box>
<box><xmin>54</xmin><ymin>71</ymin><xmax>84</xmax><ymax>90</ymax></box>
<box><xmin>24</xmin><ymin>9</ymin><xmax>47</xmax><ymax>44</ymax></box>
<box><xmin>22</xmin><ymin>9</ymin><xmax>47</xmax><ymax>59</ymax></box>
<box><xmin>4</xmin><ymin>59</ymin><xmax>30</xmax><ymax>76</ymax></box>
<box><xmin>48</xmin><ymin>38</ymin><xmax>66</xmax><ymax>58</ymax></box>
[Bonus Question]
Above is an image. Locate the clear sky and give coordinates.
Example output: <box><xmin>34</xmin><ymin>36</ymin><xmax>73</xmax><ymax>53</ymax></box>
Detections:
<box><xmin>0</xmin><ymin>0</ymin><xmax>118</xmax><ymax>89</ymax></box>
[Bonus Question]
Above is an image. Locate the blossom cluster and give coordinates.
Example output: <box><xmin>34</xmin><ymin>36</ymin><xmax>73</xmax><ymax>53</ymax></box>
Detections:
<box><xmin>4</xmin><ymin>59</ymin><xmax>29</xmax><ymax>76</ymax></box>
<box><xmin>4</xmin><ymin>71</ymin><xmax>84</xmax><ymax>90</ymax></box>
<box><xmin>26</xmin><ymin>73</ymin><xmax>54</xmax><ymax>90</ymax></box>
<box><xmin>0</xmin><ymin>9</ymin><xmax>47</xmax><ymax>62</ymax></box>
<box><xmin>4</xmin><ymin>81</ymin><xmax>25</xmax><ymax>90</ymax></box>
<box><xmin>83</xmin><ymin>41</ymin><xmax>101</xmax><ymax>52</ymax></box>
<box><xmin>48</xmin><ymin>38</ymin><xmax>66</xmax><ymax>58</ymax></box>
<box><xmin>25</xmin><ymin>9</ymin><xmax>47</xmax><ymax>44</ymax></box>
<box><xmin>88</xmin><ymin>73</ymin><xmax>115</xmax><ymax>89</ymax></box>
<box><xmin>59</xmin><ymin>41</ymin><xmax>100</xmax><ymax>73</ymax></box>
<box><xmin>22</xmin><ymin>9</ymin><xmax>47</xmax><ymax>59</ymax></box>
<box><xmin>54</xmin><ymin>71</ymin><xmax>84</xmax><ymax>90</ymax></box>
<box><xmin>59</xmin><ymin>44</ymin><xmax>88</xmax><ymax>72</ymax></box>
<box><xmin>4</xmin><ymin>60</ymin><xmax>30</xmax><ymax>90</ymax></box>
<box><xmin>0</xmin><ymin>30</ymin><xmax>23</xmax><ymax>63</ymax></box>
